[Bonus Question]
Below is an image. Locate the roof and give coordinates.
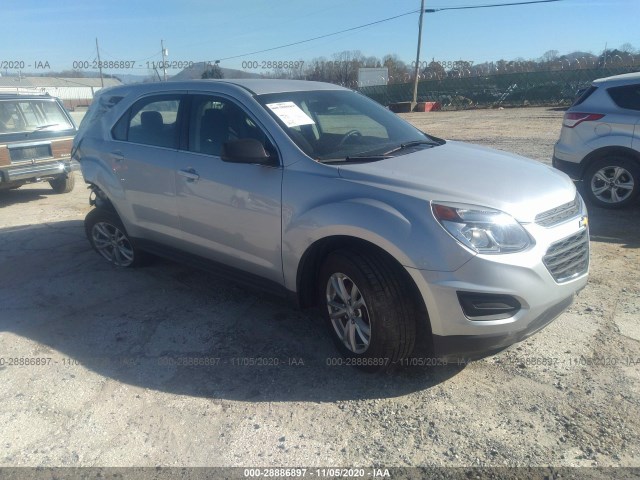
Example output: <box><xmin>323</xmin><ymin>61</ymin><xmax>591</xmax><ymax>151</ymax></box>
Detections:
<box><xmin>93</xmin><ymin>79</ymin><xmax>348</xmax><ymax>99</ymax></box>
<box><xmin>0</xmin><ymin>76</ymin><xmax>122</xmax><ymax>88</ymax></box>
<box><xmin>0</xmin><ymin>94</ymin><xmax>56</xmax><ymax>100</ymax></box>
<box><xmin>213</xmin><ymin>79</ymin><xmax>348</xmax><ymax>95</ymax></box>
<box><xmin>594</xmin><ymin>71</ymin><xmax>640</xmax><ymax>87</ymax></box>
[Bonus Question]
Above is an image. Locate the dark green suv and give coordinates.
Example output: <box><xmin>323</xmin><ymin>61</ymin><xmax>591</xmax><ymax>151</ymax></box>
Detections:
<box><xmin>0</xmin><ymin>92</ymin><xmax>78</xmax><ymax>193</ymax></box>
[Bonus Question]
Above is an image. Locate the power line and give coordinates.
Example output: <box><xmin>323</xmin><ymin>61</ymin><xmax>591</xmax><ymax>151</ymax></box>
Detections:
<box><xmin>217</xmin><ymin>0</ymin><xmax>567</xmax><ymax>62</ymax></box>
<box><xmin>426</xmin><ymin>0</ymin><xmax>564</xmax><ymax>13</ymax></box>
<box><xmin>217</xmin><ymin>10</ymin><xmax>420</xmax><ymax>62</ymax></box>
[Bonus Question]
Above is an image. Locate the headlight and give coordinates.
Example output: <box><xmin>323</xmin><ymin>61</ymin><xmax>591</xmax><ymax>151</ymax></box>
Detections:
<box><xmin>432</xmin><ymin>202</ymin><xmax>532</xmax><ymax>254</ymax></box>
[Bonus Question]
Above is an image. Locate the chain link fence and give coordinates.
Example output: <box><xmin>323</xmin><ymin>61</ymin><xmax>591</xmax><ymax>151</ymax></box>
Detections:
<box><xmin>359</xmin><ymin>66</ymin><xmax>639</xmax><ymax>110</ymax></box>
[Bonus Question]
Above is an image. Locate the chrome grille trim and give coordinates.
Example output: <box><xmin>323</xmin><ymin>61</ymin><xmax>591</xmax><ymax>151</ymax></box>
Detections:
<box><xmin>543</xmin><ymin>229</ymin><xmax>589</xmax><ymax>283</ymax></box>
<box><xmin>535</xmin><ymin>195</ymin><xmax>581</xmax><ymax>227</ymax></box>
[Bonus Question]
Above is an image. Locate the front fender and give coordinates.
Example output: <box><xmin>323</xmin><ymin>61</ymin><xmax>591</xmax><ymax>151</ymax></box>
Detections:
<box><xmin>281</xmin><ymin>196</ymin><xmax>475</xmax><ymax>291</ymax></box>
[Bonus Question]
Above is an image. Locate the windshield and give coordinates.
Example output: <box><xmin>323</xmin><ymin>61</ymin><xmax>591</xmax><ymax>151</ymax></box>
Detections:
<box><xmin>0</xmin><ymin>99</ymin><xmax>74</xmax><ymax>134</ymax></box>
<box><xmin>257</xmin><ymin>90</ymin><xmax>440</xmax><ymax>161</ymax></box>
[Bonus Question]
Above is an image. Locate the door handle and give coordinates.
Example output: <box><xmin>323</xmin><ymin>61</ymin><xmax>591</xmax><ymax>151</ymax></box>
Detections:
<box><xmin>111</xmin><ymin>151</ymin><xmax>125</xmax><ymax>162</ymax></box>
<box><xmin>178</xmin><ymin>168</ymin><xmax>200</xmax><ymax>182</ymax></box>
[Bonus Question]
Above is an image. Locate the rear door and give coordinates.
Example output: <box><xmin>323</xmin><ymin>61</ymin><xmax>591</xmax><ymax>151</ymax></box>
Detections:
<box><xmin>174</xmin><ymin>93</ymin><xmax>284</xmax><ymax>283</ymax></box>
<box><xmin>110</xmin><ymin>93</ymin><xmax>185</xmax><ymax>244</ymax></box>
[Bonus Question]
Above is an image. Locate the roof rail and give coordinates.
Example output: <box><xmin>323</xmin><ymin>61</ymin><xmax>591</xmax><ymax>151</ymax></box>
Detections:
<box><xmin>0</xmin><ymin>86</ymin><xmax>49</xmax><ymax>96</ymax></box>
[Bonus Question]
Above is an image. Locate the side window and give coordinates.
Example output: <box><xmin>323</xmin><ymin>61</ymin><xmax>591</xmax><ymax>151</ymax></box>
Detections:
<box><xmin>0</xmin><ymin>102</ymin><xmax>23</xmax><ymax>132</ymax></box>
<box><xmin>114</xmin><ymin>95</ymin><xmax>182</xmax><ymax>148</ymax></box>
<box><xmin>608</xmin><ymin>85</ymin><xmax>640</xmax><ymax>111</ymax></box>
<box><xmin>188</xmin><ymin>95</ymin><xmax>274</xmax><ymax>158</ymax></box>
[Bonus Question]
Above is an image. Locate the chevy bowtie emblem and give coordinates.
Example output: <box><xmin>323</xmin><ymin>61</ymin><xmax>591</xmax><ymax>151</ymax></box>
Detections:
<box><xmin>579</xmin><ymin>216</ymin><xmax>589</xmax><ymax>228</ymax></box>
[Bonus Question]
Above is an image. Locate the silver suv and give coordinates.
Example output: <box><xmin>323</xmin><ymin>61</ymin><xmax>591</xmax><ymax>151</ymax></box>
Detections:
<box><xmin>553</xmin><ymin>72</ymin><xmax>640</xmax><ymax>208</ymax></box>
<box><xmin>74</xmin><ymin>80</ymin><xmax>589</xmax><ymax>370</ymax></box>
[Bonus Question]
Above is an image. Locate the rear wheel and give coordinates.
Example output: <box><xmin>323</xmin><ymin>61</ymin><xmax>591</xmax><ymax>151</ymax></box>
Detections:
<box><xmin>85</xmin><ymin>208</ymin><xmax>143</xmax><ymax>267</ymax></box>
<box><xmin>584</xmin><ymin>156</ymin><xmax>640</xmax><ymax>208</ymax></box>
<box><xmin>318</xmin><ymin>249</ymin><xmax>416</xmax><ymax>372</ymax></box>
<box><xmin>49</xmin><ymin>174</ymin><xmax>75</xmax><ymax>194</ymax></box>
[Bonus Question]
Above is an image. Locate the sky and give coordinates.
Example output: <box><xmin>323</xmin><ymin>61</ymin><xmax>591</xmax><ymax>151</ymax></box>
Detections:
<box><xmin>0</xmin><ymin>0</ymin><xmax>638</xmax><ymax>76</ymax></box>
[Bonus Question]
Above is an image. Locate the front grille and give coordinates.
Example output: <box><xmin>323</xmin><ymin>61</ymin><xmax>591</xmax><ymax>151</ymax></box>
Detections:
<box><xmin>535</xmin><ymin>195</ymin><xmax>581</xmax><ymax>227</ymax></box>
<box><xmin>543</xmin><ymin>229</ymin><xmax>589</xmax><ymax>283</ymax></box>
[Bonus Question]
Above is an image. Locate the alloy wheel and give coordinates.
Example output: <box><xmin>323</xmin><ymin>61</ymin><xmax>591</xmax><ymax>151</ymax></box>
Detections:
<box><xmin>91</xmin><ymin>221</ymin><xmax>135</xmax><ymax>267</ymax></box>
<box><xmin>325</xmin><ymin>272</ymin><xmax>372</xmax><ymax>354</ymax></box>
<box><xmin>590</xmin><ymin>165</ymin><xmax>635</xmax><ymax>204</ymax></box>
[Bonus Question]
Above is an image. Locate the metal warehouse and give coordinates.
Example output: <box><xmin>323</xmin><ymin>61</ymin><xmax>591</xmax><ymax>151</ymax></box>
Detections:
<box><xmin>0</xmin><ymin>76</ymin><xmax>122</xmax><ymax>109</ymax></box>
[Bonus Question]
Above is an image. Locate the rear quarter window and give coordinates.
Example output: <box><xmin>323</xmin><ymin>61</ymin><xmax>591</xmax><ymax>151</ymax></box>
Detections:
<box><xmin>607</xmin><ymin>84</ymin><xmax>640</xmax><ymax>111</ymax></box>
<box><xmin>78</xmin><ymin>94</ymin><xmax>123</xmax><ymax>132</ymax></box>
<box><xmin>571</xmin><ymin>85</ymin><xmax>598</xmax><ymax>107</ymax></box>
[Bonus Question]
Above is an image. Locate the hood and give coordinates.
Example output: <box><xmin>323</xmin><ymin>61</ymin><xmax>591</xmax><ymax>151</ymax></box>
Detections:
<box><xmin>337</xmin><ymin>141</ymin><xmax>576</xmax><ymax>223</ymax></box>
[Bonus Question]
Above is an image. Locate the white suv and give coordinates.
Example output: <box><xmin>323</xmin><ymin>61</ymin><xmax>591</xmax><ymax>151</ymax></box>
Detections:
<box><xmin>553</xmin><ymin>72</ymin><xmax>640</xmax><ymax>208</ymax></box>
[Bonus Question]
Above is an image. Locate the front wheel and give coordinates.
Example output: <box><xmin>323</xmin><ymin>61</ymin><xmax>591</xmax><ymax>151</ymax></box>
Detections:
<box><xmin>318</xmin><ymin>249</ymin><xmax>417</xmax><ymax>372</ymax></box>
<box><xmin>85</xmin><ymin>208</ymin><xmax>143</xmax><ymax>267</ymax></box>
<box><xmin>583</xmin><ymin>157</ymin><xmax>640</xmax><ymax>209</ymax></box>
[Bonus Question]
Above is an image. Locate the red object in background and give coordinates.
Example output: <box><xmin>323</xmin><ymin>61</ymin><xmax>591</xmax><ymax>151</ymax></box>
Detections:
<box><xmin>414</xmin><ymin>101</ymin><xmax>441</xmax><ymax>112</ymax></box>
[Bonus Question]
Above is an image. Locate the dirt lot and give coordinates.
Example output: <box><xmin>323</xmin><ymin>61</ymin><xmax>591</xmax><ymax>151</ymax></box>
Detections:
<box><xmin>0</xmin><ymin>107</ymin><xmax>639</xmax><ymax>470</ymax></box>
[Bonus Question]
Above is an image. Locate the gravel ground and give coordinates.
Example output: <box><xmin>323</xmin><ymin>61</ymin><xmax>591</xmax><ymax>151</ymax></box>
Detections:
<box><xmin>0</xmin><ymin>107</ymin><xmax>638</xmax><ymax>471</ymax></box>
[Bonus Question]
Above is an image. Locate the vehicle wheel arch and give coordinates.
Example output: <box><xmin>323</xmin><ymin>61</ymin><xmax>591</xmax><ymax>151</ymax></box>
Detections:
<box><xmin>581</xmin><ymin>146</ymin><xmax>640</xmax><ymax>179</ymax></box>
<box><xmin>295</xmin><ymin>235</ymin><xmax>432</xmax><ymax>342</ymax></box>
<box><xmin>87</xmin><ymin>182</ymin><xmax>116</xmax><ymax>211</ymax></box>
<box><xmin>296</xmin><ymin>235</ymin><xmax>433</xmax><ymax>362</ymax></box>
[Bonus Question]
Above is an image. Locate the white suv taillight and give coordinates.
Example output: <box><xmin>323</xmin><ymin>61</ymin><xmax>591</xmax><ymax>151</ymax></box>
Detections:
<box><xmin>562</xmin><ymin>112</ymin><xmax>605</xmax><ymax>128</ymax></box>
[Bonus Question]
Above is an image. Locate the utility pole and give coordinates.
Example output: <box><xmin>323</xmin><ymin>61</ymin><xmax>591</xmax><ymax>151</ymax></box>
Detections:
<box><xmin>161</xmin><ymin>40</ymin><xmax>168</xmax><ymax>81</ymax></box>
<box><xmin>95</xmin><ymin>38</ymin><xmax>104</xmax><ymax>88</ymax></box>
<box><xmin>411</xmin><ymin>0</ymin><xmax>425</xmax><ymax>109</ymax></box>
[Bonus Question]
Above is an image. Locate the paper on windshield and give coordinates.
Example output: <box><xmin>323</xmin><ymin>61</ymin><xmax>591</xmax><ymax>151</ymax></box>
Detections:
<box><xmin>266</xmin><ymin>101</ymin><xmax>315</xmax><ymax>128</ymax></box>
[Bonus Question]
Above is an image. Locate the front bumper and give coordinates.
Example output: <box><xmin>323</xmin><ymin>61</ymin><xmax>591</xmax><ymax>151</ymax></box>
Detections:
<box><xmin>406</xmin><ymin>218</ymin><xmax>589</xmax><ymax>361</ymax></box>
<box><xmin>431</xmin><ymin>293</ymin><xmax>575</xmax><ymax>361</ymax></box>
<box><xmin>0</xmin><ymin>160</ymin><xmax>78</xmax><ymax>183</ymax></box>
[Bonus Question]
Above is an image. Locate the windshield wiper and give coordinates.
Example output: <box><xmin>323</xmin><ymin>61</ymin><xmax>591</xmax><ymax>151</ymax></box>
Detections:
<box><xmin>383</xmin><ymin>140</ymin><xmax>437</xmax><ymax>155</ymax></box>
<box><xmin>321</xmin><ymin>154</ymin><xmax>391</xmax><ymax>164</ymax></box>
<box><xmin>32</xmin><ymin>123</ymin><xmax>61</xmax><ymax>132</ymax></box>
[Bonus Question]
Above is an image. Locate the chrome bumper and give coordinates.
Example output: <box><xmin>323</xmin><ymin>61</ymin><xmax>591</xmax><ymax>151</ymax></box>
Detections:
<box><xmin>0</xmin><ymin>160</ymin><xmax>78</xmax><ymax>183</ymax></box>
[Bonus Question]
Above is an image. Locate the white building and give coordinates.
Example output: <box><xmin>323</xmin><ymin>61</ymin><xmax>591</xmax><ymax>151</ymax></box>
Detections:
<box><xmin>0</xmin><ymin>76</ymin><xmax>122</xmax><ymax>109</ymax></box>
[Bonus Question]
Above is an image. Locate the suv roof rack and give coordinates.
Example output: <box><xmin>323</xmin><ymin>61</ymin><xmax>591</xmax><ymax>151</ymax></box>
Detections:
<box><xmin>0</xmin><ymin>86</ymin><xmax>50</xmax><ymax>96</ymax></box>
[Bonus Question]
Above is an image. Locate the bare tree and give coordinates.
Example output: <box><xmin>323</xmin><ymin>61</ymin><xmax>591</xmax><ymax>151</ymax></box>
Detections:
<box><xmin>541</xmin><ymin>50</ymin><xmax>559</xmax><ymax>63</ymax></box>
<box><xmin>620</xmin><ymin>43</ymin><xmax>636</xmax><ymax>54</ymax></box>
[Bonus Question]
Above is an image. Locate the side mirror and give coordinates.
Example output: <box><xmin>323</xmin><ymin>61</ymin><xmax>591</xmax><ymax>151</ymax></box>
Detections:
<box><xmin>221</xmin><ymin>138</ymin><xmax>276</xmax><ymax>165</ymax></box>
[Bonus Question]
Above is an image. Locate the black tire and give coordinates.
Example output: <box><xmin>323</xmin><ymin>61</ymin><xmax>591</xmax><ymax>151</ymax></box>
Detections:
<box><xmin>318</xmin><ymin>249</ymin><xmax>417</xmax><ymax>372</ymax></box>
<box><xmin>84</xmin><ymin>208</ymin><xmax>143</xmax><ymax>267</ymax></box>
<box><xmin>49</xmin><ymin>174</ymin><xmax>75</xmax><ymax>194</ymax></box>
<box><xmin>583</xmin><ymin>156</ymin><xmax>640</xmax><ymax>209</ymax></box>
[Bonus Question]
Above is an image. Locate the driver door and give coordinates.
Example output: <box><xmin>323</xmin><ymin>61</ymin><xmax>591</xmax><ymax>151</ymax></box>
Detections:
<box><xmin>174</xmin><ymin>94</ymin><xmax>284</xmax><ymax>284</ymax></box>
